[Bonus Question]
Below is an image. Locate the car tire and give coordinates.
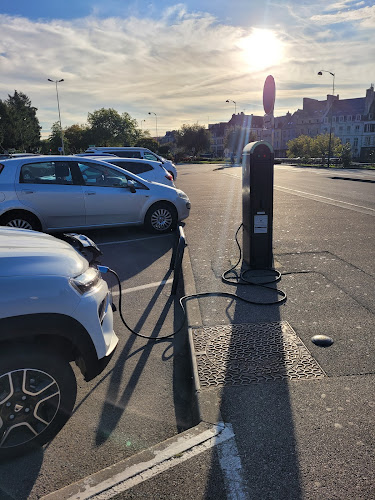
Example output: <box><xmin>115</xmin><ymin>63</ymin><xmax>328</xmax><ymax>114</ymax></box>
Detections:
<box><xmin>0</xmin><ymin>211</ymin><xmax>41</xmax><ymax>231</ymax></box>
<box><xmin>0</xmin><ymin>345</ymin><xmax>77</xmax><ymax>460</ymax></box>
<box><xmin>144</xmin><ymin>202</ymin><xmax>177</xmax><ymax>233</ymax></box>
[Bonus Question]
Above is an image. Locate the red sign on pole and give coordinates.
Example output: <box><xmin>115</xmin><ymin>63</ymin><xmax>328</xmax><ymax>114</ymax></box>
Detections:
<box><xmin>263</xmin><ymin>75</ymin><xmax>276</xmax><ymax>115</ymax></box>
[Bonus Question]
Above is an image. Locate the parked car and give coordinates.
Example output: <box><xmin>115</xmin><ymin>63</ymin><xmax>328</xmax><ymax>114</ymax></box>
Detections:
<box><xmin>0</xmin><ymin>155</ymin><xmax>190</xmax><ymax>234</ymax></box>
<box><xmin>0</xmin><ymin>227</ymin><xmax>118</xmax><ymax>458</ymax></box>
<box><xmin>84</xmin><ymin>147</ymin><xmax>178</xmax><ymax>180</ymax></box>
<box><xmin>86</xmin><ymin>156</ymin><xmax>175</xmax><ymax>186</ymax></box>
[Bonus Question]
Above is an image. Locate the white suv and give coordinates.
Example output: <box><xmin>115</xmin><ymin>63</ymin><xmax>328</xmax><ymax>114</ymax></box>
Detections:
<box><xmin>0</xmin><ymin>227</ymin><xmax>118</xmax><ymax>458</ymax></box>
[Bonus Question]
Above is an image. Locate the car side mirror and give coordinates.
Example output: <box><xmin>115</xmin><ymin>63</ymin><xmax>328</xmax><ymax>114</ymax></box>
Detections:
<box><xmin>128</xmin><ymin>180</ymin><xmax>136</xmax><ymax>193</ymax></box>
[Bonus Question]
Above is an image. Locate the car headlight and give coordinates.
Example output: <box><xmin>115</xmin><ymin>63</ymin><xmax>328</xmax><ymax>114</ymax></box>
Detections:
<box><xmin>177</xmin><ymin>190</ymin><xmax>189</xmax><ymax>201</ymax></box>
<box><xmin>70</xmin><ymin>267</ymin><xmax>101</xmax><ymax>294</ymax></box>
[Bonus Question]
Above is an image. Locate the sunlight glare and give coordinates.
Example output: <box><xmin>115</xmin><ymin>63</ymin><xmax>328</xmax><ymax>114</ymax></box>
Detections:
<box><xmin>238</xmin><ymin>28</ymin><xmax>284</xmax><ymax>71</ymax></box>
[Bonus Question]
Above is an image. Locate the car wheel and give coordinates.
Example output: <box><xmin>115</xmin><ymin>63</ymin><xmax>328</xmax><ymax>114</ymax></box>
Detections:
<box><xmin>0</xmin><ymin>211</ymin><xmax>41</xmax><ymax>231</ymax></box>
<box><xmin>0</xmin><ymin>345</ymin><xmax>77</xmax><ymax>459</ymax></box>
<box><xmin>145</xmin><ymin>202</ymin><xmax>177</xmax><ymax>233</ymax></box>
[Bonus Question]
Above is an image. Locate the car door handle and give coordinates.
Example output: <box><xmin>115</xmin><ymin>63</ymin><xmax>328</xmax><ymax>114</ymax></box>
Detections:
<box><xmin>21</xmin><ymin>190</ymin><xmax>34</xmax><ymax>194</ymax></box>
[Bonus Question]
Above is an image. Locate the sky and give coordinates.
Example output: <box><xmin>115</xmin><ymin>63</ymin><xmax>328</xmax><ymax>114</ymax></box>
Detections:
<box><xmin>0</xmin><ymin>0</ymin><xmax>374</xmax><ymax>139</ymax></box>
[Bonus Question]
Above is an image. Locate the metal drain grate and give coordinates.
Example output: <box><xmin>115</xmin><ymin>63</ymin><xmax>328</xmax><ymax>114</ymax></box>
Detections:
<box><xmin>192</xmin><ymin>322</ymin><xmax>325</xmax><ymax>388</ymax></box>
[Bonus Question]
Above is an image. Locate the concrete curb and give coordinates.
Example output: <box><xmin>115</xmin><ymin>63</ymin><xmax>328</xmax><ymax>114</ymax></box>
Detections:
<box><xmin>181</xmin><ymin>240</ymin><xmax>224</xmax><ymax>426</ymax></box>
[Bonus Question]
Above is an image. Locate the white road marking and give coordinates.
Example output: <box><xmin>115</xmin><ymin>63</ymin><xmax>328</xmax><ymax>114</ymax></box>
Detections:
<box><xmin>111</xmin><ymin>279</ymin><xmax>173</xmax><ymax>296</ymax></box>
<box><xmin>275</xmin><ymin>185</ymin><xmax>375</xmax><ymax>215</ymax></box>
<box><xmin>41</xmin><ymin>423</ymin><xmax>248</xmax><ymax>500</ymax></box>
<box><xmin>97</xmin><ymin>234</ymin><xmax>173</xmax><ymax>246</ymax></box>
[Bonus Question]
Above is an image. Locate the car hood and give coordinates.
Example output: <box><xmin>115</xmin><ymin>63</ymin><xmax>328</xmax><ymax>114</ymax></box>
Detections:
<box><xmin>0</xmin><ymin>228</ymin><xmax>88</xmax><ymax>278</ymax></box>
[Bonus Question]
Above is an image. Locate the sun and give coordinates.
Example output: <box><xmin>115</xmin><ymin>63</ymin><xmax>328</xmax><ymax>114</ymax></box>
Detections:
<box><xmin>238</xmin><ymin>28</ymin><xmax>284</xmax><ymax>71</ymax></box>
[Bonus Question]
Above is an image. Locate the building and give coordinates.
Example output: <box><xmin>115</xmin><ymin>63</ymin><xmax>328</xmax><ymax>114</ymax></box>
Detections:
<box><xmin>206</xmin><ymin>84</ymin><xmax>375</xmax><ymax>160</ymax></box>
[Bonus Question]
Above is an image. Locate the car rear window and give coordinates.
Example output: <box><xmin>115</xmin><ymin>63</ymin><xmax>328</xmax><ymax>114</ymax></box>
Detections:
<box><xmin>109</xmin><ymin>161</ymin><xmax>153</xmax><ymax>174</ymax></box>
<box><xmin>113</xmin><ymin>151</ymin><xmax>142</xmax><ymax>158</ymax></box>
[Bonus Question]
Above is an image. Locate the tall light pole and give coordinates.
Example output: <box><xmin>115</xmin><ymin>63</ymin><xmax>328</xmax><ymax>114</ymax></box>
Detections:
<box><xmin>140</xmin><ymin>119</ymin><xmax>146</xmax><ymax>130</ymax></box>
<box><xmin>48</xmin><ymin>78</ymin><xmax>65</xmax><ymax>154</ymax></box>
<box><xmin>148</xmin><ymin>112</ymin><xmax>158</xmax><ymax>143</ymax></box>
<box><xmin>226</xmin><ymin>99</ymin><xmax>237</xmax><ymax>115</ymax></box>
<box><xmin>318</xmin><ymin>70</ymin><xmax>335</xmax><ymax>168</ymax></box>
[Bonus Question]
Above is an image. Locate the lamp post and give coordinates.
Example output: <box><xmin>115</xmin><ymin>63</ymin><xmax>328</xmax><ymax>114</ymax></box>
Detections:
<box><xmin>48</xmin><ymin>78</ymin><xmax>65</xmax><ymax>154</ymax></box>
<box><xmin>140</xmin><ymin>119</ymin><xmax>146</xmax><ymax>130</ymax></box>
<box><xmin>318</xmin><ymin>70</ymin><xmax>335</xmax><ymax>168</ymax></box>
<box><xmin>226</xmin><ymin>99</ymin><xmax>237</xmax><ymax>115</ymax></box>
<box><xmin>148</xmin><ymin>112</ymin><xmax>158</xmax><ymax>143</ymax></box>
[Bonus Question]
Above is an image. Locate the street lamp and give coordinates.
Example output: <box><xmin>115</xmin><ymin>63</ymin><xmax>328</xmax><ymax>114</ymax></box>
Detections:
<box><xmin>148</xmin><ymin>112</ymin><xmax>158</xmax><ymax>143</ymax></box>
<box><xmin>318</xmin><ymin>70</ymin><xmax>335</xmax><ymax>168</ymax></box>
<box><xmin>48</xmin><ymin>78</ymin><xmax>65</xmax><ymax>154</ymax></box>
<box><xmin>140</xmin><ymin>119</ymin><xmax>146</xmax><ymax>130</ymax></box>
<box><xmin>225</xmin><ymin>99</ymin><xmax>237</xmax><ymax>115</ymax></box>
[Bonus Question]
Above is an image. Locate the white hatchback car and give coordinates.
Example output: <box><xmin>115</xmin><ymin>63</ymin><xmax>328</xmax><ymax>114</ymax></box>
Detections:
<box><xmin>85</xmin><ymin>147</ymin><xmax>178</xmax><ymax>180</ymax></box>
<box><xmin>86</xmin><ymin>156</ymin><xmax>175</xmax><ymax>187</ymax></box>
<box><xmin>0</xmin><ymin>155</ymin><xmax>190</xmax><ymax>234</ymax></box>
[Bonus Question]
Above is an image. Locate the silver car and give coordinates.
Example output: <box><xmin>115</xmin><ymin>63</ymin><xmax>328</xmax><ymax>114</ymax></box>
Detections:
<box><xmin>0</xmin><ymin>155</ymin><xmax>190</xmax><ymax>234</ymax></box>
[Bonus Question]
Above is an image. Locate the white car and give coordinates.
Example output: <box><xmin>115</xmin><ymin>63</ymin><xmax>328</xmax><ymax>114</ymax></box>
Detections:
<box><xmin>86</xmin><ymin>156</ymin><xmax>175</xmax><ymax>186</ymax></box>
<box><xmin>84</xmin><ymin>147</ymin><xmax>178</xmax><ymax>180</ymax></box>
<box><xmin>0</xmin><ymin>155</ymin><xmax>190</xmax><ymax>234</ymax></box>
<box><xmin>0</xmin><ymin>227</ymin><xmax>118</xmax><ymax>458</ymax></box>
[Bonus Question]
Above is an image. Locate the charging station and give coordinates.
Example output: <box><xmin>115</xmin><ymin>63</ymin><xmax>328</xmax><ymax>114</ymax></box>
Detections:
<box><xmin>242</xmin><ymin>140</ymin><xmax>274</xmax><ymax>269</ymax></box>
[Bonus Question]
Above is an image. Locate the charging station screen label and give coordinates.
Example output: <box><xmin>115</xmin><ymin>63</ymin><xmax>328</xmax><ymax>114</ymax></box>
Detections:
<box><xmin>254</xmin><ymin>215</ymin><xmax>268</xmax><ymax>233</ymax></box>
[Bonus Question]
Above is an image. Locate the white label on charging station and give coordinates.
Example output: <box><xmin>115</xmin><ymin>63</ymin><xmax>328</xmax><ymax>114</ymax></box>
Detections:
<box><xmin>254</xmin><ymin>214</ymin><xmax>268</xmax><ymax>233</ymax></box>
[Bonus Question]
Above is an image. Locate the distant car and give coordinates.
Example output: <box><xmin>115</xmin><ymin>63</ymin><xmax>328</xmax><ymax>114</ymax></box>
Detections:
<box><xmin>0</xmin><ymin>155</ymin><xmax>190</xmax><ymax>234</ymax></box>
<box><xmin>86</xmin><ymin>156</ymin><xmax>175</xmax><ymax>187</ymax></box>
<box><xmin>84</xmin><ymin>147</ymin><xmax>178</xmax><ymax>180</ymax></box>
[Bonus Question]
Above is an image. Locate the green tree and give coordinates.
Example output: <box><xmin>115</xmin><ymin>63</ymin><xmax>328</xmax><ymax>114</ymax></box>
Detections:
<box><xmin>64</xmin><ymin>124</ymin><xmax>90</xmax><ymax>153</ymax></box>
<box><xmin>176</xmin><ymin>123</ymin><xmax>211</xmax><ymax>155</ymax></box>
<box><xmin>1</xmin><ymin>91</ymin><xmax>41</xmax><ymax>151</ymax></box>
<box><xmin>47</xmin><ymin>122</ymin><xmax>69</xmax><ymax>155</ymax></box>
<box><xmin>286</xmin><ymin>135</ymin><xmax>313</xmax><ymax>161</ymax></box>
<box><xmin>87</xmin><ymin>108</ymin><xmax>141</xmax><ymax>147</ymax></box>
<box><xmin>341</xmin><ymin>142</ymin><xmax>352</xmax><ymax>168</ymax></box>
<box><xmin>135</xmin><ymin>137</ymin><xmax>160</xmax><ymax>151</ymax></box>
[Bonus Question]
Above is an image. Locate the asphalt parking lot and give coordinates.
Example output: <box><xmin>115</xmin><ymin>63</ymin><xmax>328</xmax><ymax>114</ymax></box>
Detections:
<box><xmin>0</xmin><ymin>225</ymin><xmax>194</xmax><ymax>500</ymax></box>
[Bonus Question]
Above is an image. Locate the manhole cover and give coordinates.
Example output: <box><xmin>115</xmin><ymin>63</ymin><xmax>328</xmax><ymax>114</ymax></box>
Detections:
<box><xmin>192</xmin><ymin>322</ymin><xmax>325</xmax><ymax>387</ymax></box>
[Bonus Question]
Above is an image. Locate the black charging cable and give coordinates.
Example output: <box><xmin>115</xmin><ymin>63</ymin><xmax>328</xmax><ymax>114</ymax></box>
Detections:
<box><xmin>99</xmin><ymin>224</ymin><xmax>286</xmax><ymax>340</ymax></box>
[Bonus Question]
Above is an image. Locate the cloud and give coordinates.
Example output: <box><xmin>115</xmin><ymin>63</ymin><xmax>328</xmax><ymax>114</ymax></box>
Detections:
<box><xmin>0</xmin><ymin>3</ymin><xmax>373</xmax><ymax>139</ymax></box>
<box><xmin>311</xmin><ymin>5</ymin><xmax>375</xmax><ymax>27</ymax></box>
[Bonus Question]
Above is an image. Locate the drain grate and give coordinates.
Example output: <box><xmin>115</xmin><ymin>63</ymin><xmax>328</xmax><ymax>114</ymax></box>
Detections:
<box><xmin>192</xmin><ymin>321</ymin><xmax>325</xmax><ymax>388</ymax></box>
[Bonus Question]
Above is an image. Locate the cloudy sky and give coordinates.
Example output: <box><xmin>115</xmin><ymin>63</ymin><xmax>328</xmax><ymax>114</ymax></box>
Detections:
<box><xmin>0</xmin><ymin>0</ymin><xmax>374</xmax><ymax>139</ymax></box>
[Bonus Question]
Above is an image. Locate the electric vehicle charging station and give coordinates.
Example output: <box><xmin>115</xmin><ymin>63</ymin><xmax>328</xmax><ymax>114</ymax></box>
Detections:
<box><xmin>242</xmin><ymin>140</ymin><xmax>274</xmax><ymax>269</ymax></box>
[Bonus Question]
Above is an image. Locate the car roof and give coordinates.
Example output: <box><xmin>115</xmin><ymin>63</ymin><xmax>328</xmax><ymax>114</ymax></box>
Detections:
<box><xmin>86</xmin><ymin>147</ymin><xmax>151</xmax><ymax>152</ymax></box>
<box><xmin>89</xmin><ymin>156</ymin><xmax>162</xmax><ymax>165</ymax></box>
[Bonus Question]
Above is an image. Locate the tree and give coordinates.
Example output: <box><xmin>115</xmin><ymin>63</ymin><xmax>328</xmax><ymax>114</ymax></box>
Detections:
<box><xmin>135</xmin><ymin>137</ymin><xmax>160</xmax><ymax>152</ymax></box>
<box><xmin>286</xmin><ymin>135</ymin><xmax>313</xmax><ymax>161</ymax></box>
<box><xmin>0</xmin><ymin>91</ymin><xmax>41</xmax><ymax>151</ymax></box>
<box><xmin>47</xmin><ymin>122</ymin><xmax>69</xmax><ymax>155</ymax></box>
<box><xmin>176</xmin><ymin>123</ymin><xmax>211</xmax><ymax>155</ymax></box>
<box><xmin>341</xmin><ymin>142</ymin><xmax>352</xmax><ymax>168</ymax></box>
<box><xmin>87</xmin><ymin>108</ymin><xmax>141</xmax><ymax>147</ymax></box>
<box><xmin>64</xmin><ymin>124</ymin><xmax>90</xmax><ymax>153</ymax></box>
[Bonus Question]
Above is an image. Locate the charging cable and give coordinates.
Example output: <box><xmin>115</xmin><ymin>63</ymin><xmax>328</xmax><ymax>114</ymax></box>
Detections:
<box><xmin>98</xmin><ymin>225</ymin><xmax>286</xmax><ymax>340</ymax></box>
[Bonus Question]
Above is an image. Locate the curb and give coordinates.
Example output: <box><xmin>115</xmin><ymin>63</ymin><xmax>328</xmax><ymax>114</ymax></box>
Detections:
<box><xmin>181</xmin><ymin>241</ymin><xmax>224</xmax><ymax>426</ymax></box>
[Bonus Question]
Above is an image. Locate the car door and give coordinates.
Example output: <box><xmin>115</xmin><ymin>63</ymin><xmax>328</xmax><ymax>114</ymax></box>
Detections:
<box><xmin>16</xmin><ymin>160</ymin><xmax>85</xmax><ymax>229</ymax></box>
<box><xmin>77</xmin><ymin>161</ymin><xmax>150</xmax><ymax>226</ymax></box>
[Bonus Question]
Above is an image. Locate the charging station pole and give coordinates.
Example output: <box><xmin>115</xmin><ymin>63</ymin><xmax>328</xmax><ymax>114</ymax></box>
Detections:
<box><xmin>242</xmin><ymin>140</ymin><xmax>274</xmax><ymax>269</ymax></box>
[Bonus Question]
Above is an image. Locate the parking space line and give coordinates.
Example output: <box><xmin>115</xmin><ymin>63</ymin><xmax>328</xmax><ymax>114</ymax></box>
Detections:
<box><xmin>98</xmin><ymin>234</ymin><xmax>173</xmax><ymax>246</ymax></box>
<box><xmin>41</xmin><ymin>423</ymin><xmax>247</xmax><ymax>500</ymax></box>
<box><xmin>111</xmin><ymin>279</ymin><xmax>173</xmax><ymax>296</ymax></box>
